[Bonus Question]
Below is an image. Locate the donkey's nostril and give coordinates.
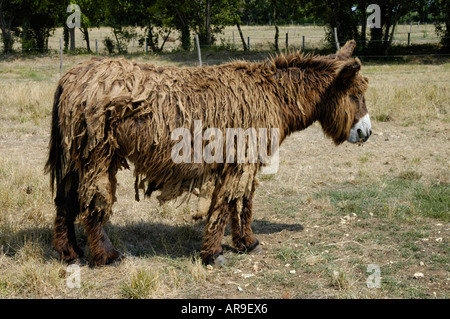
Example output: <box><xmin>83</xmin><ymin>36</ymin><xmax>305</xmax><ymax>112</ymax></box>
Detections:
<box><xmin>369</xmin><ymin>130</ymin><xmax>372</xmax><ymax>136</ymax></box>
<box><xmin>357</xmin><ymin>129</ymin><xmax>363</xmax><ymax>139</ymax></box>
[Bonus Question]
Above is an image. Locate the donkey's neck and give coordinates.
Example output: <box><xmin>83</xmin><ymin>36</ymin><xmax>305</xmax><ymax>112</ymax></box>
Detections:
<box><xmin>266</xmin><ymin>54</ymin><xmax>338</xmax><ymax>141</ymax></box>
<box><xmin>273</xmin><ymin>74</ymin><xmax>331</xmax><ymax>141</ymax></box>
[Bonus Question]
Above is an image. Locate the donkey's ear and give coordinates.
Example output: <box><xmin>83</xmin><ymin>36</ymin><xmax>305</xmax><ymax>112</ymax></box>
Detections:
<box><xmin>337</xmin><ymin>40</ymin><xmax>357</xmax><ymax>59</ymax></box>
<box><xmin>327</xmin><ymin>40</ymin><xmax>357</xmax><ymax>60</ymax></box>
<box><xmin>335</xmin><ymin>58</ymin><xmax>361</xmax><ymax>85</ymax></box>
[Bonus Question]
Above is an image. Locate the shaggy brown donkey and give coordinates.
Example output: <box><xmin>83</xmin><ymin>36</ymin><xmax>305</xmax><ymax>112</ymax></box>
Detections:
<box><xmin>45</xmin><ymin>40</ymin><xmax>371</xmax><ymax>266</ymax></box>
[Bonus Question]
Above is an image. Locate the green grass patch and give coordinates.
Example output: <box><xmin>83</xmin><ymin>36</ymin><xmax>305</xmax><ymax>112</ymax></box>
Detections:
<box><xmin>316</xmin><ymin>177</ymin><xmax>449</xmax><ymax>222</ymax></box>
<box><xmin>413</xmin><ymin>183</ymin><xmax>449</xmax><ymax>220</ymax></box>
<box><xmin>264</xmin><ymin>196</ymin><xmax>303</xmax><ymax>218</ymax></box>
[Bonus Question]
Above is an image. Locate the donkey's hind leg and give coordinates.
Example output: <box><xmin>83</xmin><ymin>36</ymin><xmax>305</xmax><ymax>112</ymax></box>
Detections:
<box><xmin>81</xmin><ymin>170</ymin><xmax>122</xmax><ymax>266</ymax></box>
<box><xmin>53</xmin><ymin>171</ymin><xmax>84</xmax><ymax>263</ymax></box>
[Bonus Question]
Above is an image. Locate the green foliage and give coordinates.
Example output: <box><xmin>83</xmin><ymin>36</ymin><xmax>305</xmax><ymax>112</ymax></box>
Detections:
<box><xmin>0</xmin><ymin>0</ymin><xmax>448</xmax><ymax>53</ymax></box>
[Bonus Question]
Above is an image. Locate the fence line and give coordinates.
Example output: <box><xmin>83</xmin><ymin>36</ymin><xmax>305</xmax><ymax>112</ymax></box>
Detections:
<box><xmin>5</xmin><ymin>36</ymin><xmax>447</xmax><ymax>53</ymax></box>
<box><xmin>1</xmin><ymin>27</ymin><xmax>448</xmax><ymax>56</ymax></box>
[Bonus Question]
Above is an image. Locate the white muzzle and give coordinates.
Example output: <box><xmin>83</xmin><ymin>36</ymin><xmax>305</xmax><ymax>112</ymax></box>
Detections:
<box><xmin>348</xmin><ymin>114</ymin><xmax>372</xmax><ymax>143</ymax></box>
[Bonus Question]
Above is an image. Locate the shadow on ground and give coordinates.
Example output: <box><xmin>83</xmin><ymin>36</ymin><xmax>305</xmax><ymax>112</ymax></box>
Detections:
<box><xmin>3</xmin><ymin>219</ymin><xmax>303</xmax><ymax>262</ymax></box>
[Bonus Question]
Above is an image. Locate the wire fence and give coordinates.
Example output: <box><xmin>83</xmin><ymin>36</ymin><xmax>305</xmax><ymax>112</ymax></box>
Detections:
<box><xmin>1</xmin><ymin>24</ymin><xmax>449</xmax><ymax>68</ymax></box>
<box><xmin>1</xmin><ymin>23</ymin><xmax>448</xmax><ymax>52</ymax></box>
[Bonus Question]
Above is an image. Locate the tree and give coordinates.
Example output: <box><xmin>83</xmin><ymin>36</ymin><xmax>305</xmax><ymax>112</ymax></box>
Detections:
<box><xmin>430</xmin><ymin>0</ymin><xmax>450</xmax><ymax>50</ymax></box>
<box><xmin>192</xmin><ymin>0</ymin><xmax>236</xmax><ymax>46</ymax></box>
<box><xmin>365</xmin><ymin>1</ymin><xmax>416</xmax><ymax>54</ymax></box>
<box><xmin>303</xmin><ymin>0</ymin><xmax>360</xmax><ymax>50</ymax></box>
<box><xmin>229</xmin><ymin>0</ymin><xmax>248</xmax><ymax>51</ymax></box>
<box><xmin>0</xmin><ymin>0</ymin><xmax>17</xmax><ymax>53</ymax></box>
<box><xmin>17</xmin><ymin>0</ymin><xmax>65</xmax><ymax>53</ymax></box>
<box><xmin>74</xmin><ymin>0</ymin><xmax>102</xmax><ymax>52</ymax></box>
<box><xmin>101</xmin><ymin>0</ymin><xmax>140</xmax><ymax>53</ymax></box>
<box><xmin>128</xmin><ymin>0</ymin><xmax>173</xmax><ymax>53</ymax></box>
<box><xmin>270</xmin><ymin>0</ymin><xmax>280</xmax><ymax>51</ymax></box>
<box><xmin>160</xmin><ymin>0</ymin><xmax>192</xmax><ymax>50</ymax></box>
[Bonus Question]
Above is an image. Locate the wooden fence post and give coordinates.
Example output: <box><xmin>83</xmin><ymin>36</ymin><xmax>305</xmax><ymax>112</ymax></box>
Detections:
<box><xmin>285</xmin><ymin>33</ymin><xmax>289</xmax><ymax>52</ymax></box>
<box><xmin>334</xmin><ymin>27</ymin><xmax>340</xmax><ymax>51</ymax></box>
<box><xmin>60</xmin><ymin>38</ymin><xmax>63</xmax><ymax>77</ymax></box>
<box><xmin>195</xmin><ymin>34</ymin><xmax>202</xmax><ymax>67</ymax></box>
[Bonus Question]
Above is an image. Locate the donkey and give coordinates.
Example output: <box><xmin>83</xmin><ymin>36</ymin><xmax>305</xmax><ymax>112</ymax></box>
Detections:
<box><xmin>45</xmin><ymin>40</ymin><xmax>371</xmax><ymax>266</ymax></box>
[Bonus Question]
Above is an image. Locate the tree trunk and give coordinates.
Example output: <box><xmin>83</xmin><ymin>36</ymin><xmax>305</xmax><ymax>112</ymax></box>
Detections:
<box><xmin>205</xmin><ymin>0</ymin><xmax>211</xmax><ymax>45</ymax></box>
<box><xmin>273</xmin><ymin>5</ymin><xmax>279</xmax><ymax>52</ymax></box>
<box><xmin>383</xmin><ymin>10</ymin><xmax>392</xmax><ymax>47</ymax></box>
<box><xmin>180</xmin><ymin>24</ymin><xmax>190</xmax><ymax>50</ymax></box>
<box><xmin>113</xmin><ymin>28</ymin><xmax>122</xmax><ymax>53</ymax></box>
<box><xmin>236</xmin><ymin>21</ymin><xmax>247</xmax><ymax>51</ymax></box>
<box><xmin>69</xmin><ymin>27</ymin><xmax>75</xmax><ymax>51</ymax></box>
<box><xmin>175</xmin><ymin>7</ymin><xmax>190</xmax><ymax>50</ymax></box>
<box><xmin>360</xmin><ymin>0</ymin><xmax>367</xmax><ymax>49</ymax></box>
<box><xmin>158</xmin><ymin>29</ymin><xmax>172</xmax><ymax>52</ymax></box>
<box><xmin>444</xmin><ymin>0</ymin><xmax>450</xmax><ymax>49</ymax></box>
<box><xmin>80</xmin><ymin>27</ymin><xmax>91</xmax><ymax>52</ymax></box>
<box><xmin>34</xmin><ymin>27</ymin><xmax>48</xmax><ymax>53</ymax></box>
<box><xmin>385</xmin><ymin>8</ymin><xmax>402</xmax><ymax>55</ymax></box>
<box><xmin>0</xmin><ymin>16</ymin><xmax>13</xmax><ymax>53</ymax></box>
<box><xmin>147</xmin><ymin>24</ymin><xmax>158</xmax><ymax>52</ymax></box>
<box><xmin>63</xmin><ymin>25</ymin><xmax>69</xmax><ymax>51</ymax></box>
<box><xmin>0</xmin><ymin>0</ymin><xmax>14</xmax><ymax>53</ymax></box>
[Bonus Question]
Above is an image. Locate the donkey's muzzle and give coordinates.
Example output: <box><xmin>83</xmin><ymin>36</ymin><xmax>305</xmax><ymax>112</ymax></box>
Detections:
<box><xmin>348</xmin><ymin>114</ymin><xmax>372</xmax><ymax>143</ymax></box>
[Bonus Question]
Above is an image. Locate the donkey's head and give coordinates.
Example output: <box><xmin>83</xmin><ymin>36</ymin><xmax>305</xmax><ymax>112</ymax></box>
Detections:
<box><xmin>321</xmin><ymin>40</ymin><xmax>372</xmax><ymax>145</ymax></box>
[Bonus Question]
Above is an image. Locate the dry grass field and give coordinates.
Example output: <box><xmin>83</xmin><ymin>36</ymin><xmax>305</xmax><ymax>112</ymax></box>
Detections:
<box><xmin>0</xmin><ymin>49</ymin><xmax>448</xmax><ymax>299</ymax></box>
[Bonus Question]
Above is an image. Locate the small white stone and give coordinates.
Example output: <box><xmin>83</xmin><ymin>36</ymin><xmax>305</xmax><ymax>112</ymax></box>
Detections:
<box><xmin>413</xmin><ymin>272</ymin><xmax>424</xmax><ymax>279</ymax></box>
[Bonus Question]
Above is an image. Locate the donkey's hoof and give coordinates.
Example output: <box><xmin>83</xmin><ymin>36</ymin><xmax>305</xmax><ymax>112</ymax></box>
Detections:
<box><xmin>68</xmin><ymin>257</ymin><xmax>88</xmax><ymax>266</ymax></box>
<box><xmin>93</xmin><ymin>250</ymin><xmax>124</xmax><ymax>267</ymax></box>
<box><xmin>203</xmin><ymin>251</ymin><xmax>227</xmax><ymax>267</ymax></box>
<box><xmin>213</xmin><ymin>254</ymin><xmax>227</xmax><ymax>267</ymax></box>
<box><xmin>106</xmin><ymin>251</ymin><xmax>124</xmax><ymax>266</ymax></box>
<box><xmin>249</xmin><ymin>244</ymin><xmax>263</xmax><ymax>255</ymax></box>
<box><xmin>247</xmin><ymin>239</ymin><xmax>263</xmax><ymax>255</ymax></box>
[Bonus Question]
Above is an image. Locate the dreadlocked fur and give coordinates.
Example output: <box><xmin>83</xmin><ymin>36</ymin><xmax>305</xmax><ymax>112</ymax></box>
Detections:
<box><xmin>45</xmin><ymin>40</ymin><xmax>369</xmax><ymax>266</ymax></box>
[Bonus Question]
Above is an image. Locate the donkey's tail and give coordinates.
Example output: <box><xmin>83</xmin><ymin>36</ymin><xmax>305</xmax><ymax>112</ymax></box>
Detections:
<box><xmin>44</xmin><ymin>83</ymin><xmax>66</xmax><ymax>195</ymax></box>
